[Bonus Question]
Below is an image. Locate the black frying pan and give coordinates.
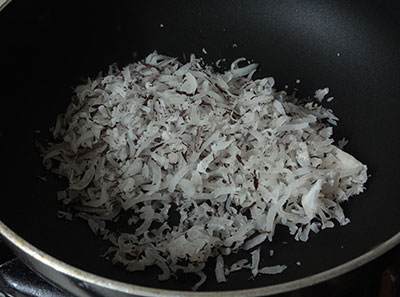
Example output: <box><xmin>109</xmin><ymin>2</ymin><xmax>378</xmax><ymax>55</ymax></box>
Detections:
<box><xmin>0</xmin><ymin>0</ymin><xmax>399</xmax><ymax>295</ymax></box>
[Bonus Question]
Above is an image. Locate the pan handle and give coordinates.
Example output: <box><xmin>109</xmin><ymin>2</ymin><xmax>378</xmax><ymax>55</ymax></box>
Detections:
<box><xmin>379</xmin><ymin>261</ymin><xmax>400</xmax><ymax>297</ymax></box>
<box><xmin>0</xmin><ymin>258</ymin><xmax>73</xmax><ymax>297</ymax></box>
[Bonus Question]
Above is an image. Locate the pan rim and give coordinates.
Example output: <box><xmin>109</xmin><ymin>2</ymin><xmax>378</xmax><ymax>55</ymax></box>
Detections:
<box><xmin>1</xmin><ymin>219</ymin><xmax>400</xmax><ymax>297</ymax></box>
<box><xmin>0</xmin><ymin>0</ymin><xmax>12</xmax><ymax>12</ymax></box>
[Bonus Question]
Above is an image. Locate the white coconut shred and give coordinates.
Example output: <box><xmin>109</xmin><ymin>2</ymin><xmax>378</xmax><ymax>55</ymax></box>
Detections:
<box><xmin>43</xmin><ymin>51</ymin><xmax>367</xmax><ymax>289</ymax></box>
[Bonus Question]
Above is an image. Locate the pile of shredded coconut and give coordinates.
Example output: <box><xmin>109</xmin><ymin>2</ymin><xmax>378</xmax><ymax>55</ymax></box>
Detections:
<box><xmin>43</xmin><ymin>52</ymin><xmax>367</xmax><ymax>289</ymax></box>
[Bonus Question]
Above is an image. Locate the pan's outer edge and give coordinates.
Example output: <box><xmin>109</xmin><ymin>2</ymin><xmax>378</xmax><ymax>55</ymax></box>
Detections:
<box><xmin>1</xmin><ymin>220</ymin><xmax>400</xmax><ymax>297</ymax></box>
<box><xmin>0</xmin><ymin>0</ymin><xmax>12</xmax><ymax>12</ymax></box>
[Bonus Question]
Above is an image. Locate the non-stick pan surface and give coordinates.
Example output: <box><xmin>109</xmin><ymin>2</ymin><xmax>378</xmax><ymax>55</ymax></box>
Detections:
<box><xmin>0</xmin><ymin>0</ymin><xmax>399</xmax><ymax>293</ymax></box>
